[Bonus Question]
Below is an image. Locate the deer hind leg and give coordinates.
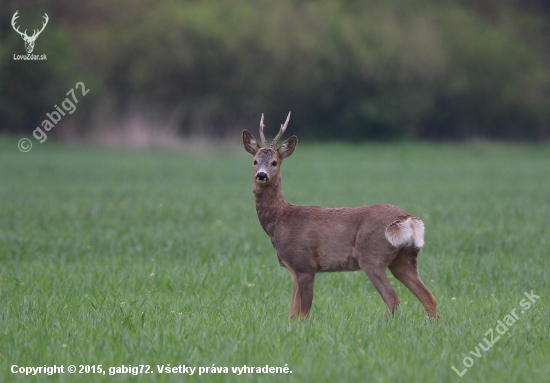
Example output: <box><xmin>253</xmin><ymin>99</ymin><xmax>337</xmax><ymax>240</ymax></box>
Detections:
<box><xmin>388</xmin><ymin>248</ymin><xmax>437</xmax><ymax>318</ymax></box>
<box><xmin>360</xmin><ymin>262</ymin><xmax>401</xmax><ymax>317</ymax></box>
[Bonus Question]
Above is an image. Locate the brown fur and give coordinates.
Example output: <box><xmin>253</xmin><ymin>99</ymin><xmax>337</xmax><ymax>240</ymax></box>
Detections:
<box><xmin>242</xmin><ymin>115</ymin><xmax>437</xmax><ymax>320</ymax></box>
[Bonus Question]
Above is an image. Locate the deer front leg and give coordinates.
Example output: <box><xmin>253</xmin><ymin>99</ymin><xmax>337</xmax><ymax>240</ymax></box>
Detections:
<box><xmin>288</xmin><ymin>272</ymin><xmax>301</xmax><ymax>320</ymax></box>
<box><xmin>296</xmin><ymin>272</ymin><xmax>315</xmax><ymax>319</ymax></box>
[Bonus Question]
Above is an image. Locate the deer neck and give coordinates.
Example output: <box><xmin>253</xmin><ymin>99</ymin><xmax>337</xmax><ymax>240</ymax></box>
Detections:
<box><xmin>253</xmin><ymin>176</ymin><xmax>287</xmax><ymax>237</ymax></box>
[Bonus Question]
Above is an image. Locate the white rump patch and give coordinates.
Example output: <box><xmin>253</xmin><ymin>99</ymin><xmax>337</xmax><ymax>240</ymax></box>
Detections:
<box><xmin>385</xmin><ymin>217</ymin><xmax>425</xmax><ymax>248</ymax></box>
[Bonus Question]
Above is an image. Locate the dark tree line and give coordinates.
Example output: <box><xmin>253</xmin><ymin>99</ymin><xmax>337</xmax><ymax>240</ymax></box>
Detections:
<box><xmin>1</xmin><ymin>0</ymin><xmax>550</xmax><ymax>141</ymax></box>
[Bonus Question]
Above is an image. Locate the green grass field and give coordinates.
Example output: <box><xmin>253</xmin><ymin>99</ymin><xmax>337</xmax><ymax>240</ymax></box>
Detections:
<box><xmin>0</xmin><ymin>137</ymin><xmax>548</xmax><ymax>382</ymax></box>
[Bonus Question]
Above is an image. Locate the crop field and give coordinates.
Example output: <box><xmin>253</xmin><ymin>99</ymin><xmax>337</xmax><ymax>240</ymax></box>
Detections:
<box><xmin>0</xmin><ymin>137</ymin><xmax>548</xmax><ymax>382</ymax></box>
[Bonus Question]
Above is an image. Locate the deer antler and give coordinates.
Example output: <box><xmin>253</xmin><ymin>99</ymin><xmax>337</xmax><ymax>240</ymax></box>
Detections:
<box><xmin>30</xmin><ymin>13</ymin><xmax>49</xmax><ymax>39</ymax></box>
<box><xmin>11</xmin><ymin>11</ymin><xmax>48</xmax><ymax>40</ymax></box>
<box><xmin>259</xmin><ymin>113</ymin><xmax>268</xmax><ymax>148</ymax></box>
<box><xmin>270</xmin><ymin>111</ymin><xmax>291</xmax><ymax>148</ymax></box>
<box><xmin>11</xmin><ymin>11</ymin><xmax>27</xmax><ymax>38</ymax></box>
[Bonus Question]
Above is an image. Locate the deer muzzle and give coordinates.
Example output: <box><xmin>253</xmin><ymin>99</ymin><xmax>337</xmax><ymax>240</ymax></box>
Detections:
<box><xmin>255</xmin><ymin>171</ymin><xmax>268</xmax><ymax>183</ymax></box>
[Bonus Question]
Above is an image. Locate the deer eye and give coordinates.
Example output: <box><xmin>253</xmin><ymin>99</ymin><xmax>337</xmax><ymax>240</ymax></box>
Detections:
<box><xmin>253</xmin><ymin>160</ymin><xmax>258</xmax><ymax>165</ymax></box>
<box><xmin>271</xmin><ymin>161</ymin><xmax>278</xmax><ymax>167</ymax></box>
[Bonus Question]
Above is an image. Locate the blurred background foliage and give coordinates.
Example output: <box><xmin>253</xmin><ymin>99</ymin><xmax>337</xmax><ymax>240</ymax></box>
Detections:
<box><xmin>1</xmin><ymin>0</ymin><xmax>550</xmax><ymax>142</ymax></box>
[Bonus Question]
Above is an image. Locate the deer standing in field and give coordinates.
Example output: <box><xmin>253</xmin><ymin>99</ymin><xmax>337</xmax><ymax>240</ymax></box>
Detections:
<box><xmin>242</xmin><ymin>113</ymin><xmax>437</xmax><ymax>320</ymax></box>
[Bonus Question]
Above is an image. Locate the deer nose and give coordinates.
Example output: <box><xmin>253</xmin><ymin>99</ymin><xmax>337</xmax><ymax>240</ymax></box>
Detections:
<box><xmin>256</xmin><ymin>172</ymin><xmax>268</xmax><ymax>183</ymax></box>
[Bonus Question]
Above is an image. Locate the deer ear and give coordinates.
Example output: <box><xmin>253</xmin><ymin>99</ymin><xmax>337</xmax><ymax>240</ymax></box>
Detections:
<box><xmin>278</xmin><ymin>136</ymin><xmax>298</xmax><ymax>159</ymax></box>
<box><xmin>242</xmin><ymin>130</ymin><xmax>260</xmax><ymax>155</ymax></box>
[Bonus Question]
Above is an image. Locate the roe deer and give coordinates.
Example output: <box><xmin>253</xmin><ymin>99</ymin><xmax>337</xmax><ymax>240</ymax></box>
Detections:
<box><xmin>242</xmin><ymin>112</ymin><xmax>437</xmax><ymax>320</ymax></box>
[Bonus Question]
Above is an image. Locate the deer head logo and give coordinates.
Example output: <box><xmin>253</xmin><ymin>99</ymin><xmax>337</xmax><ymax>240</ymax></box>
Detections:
<box><xmin>11</xmin><ymin>11</ymin><xmax>49</xmax><ymax>54</ymax></box>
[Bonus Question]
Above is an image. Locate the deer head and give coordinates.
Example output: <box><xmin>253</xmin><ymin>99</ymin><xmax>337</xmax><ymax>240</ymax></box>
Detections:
<box><xmin>11</xmin><ymin>11</ymin><xmax>49</xmax><ymax>54</ymax></box>
<box><xmin>242</xmin><ymin>112</ymin><xmax>298</xmax><ymax>186</ymax></box>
